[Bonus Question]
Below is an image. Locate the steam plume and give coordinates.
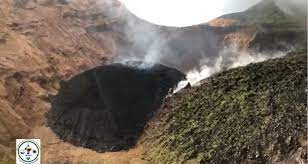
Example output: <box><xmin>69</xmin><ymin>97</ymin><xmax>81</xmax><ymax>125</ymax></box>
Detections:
<box><xmin>69</xmin><ymin>0</ymin><xmax>303</xmax><ymax>89</ymax></box>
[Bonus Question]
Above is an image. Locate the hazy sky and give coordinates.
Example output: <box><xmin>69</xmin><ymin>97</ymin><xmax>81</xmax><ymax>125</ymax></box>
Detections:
<box><xmin>118</xmin><ymin>0</ymin><xmax>262</xmax><ymax>27</ymax></box>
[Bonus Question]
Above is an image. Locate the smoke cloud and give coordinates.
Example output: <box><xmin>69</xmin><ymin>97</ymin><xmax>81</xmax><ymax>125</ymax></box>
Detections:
<box><xmin>174</xmin><ymin>46</ymin><xmax>287</xmax><ymax>92</ymax></box>
<box><xmin>69</xmin><ymin>0</ymin><xmax>303</xmax><ymax>90</ymax></box>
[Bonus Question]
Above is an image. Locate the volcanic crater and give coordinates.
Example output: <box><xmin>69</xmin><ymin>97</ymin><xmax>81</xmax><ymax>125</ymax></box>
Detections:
<box><xmin>47</xmin><ymin>62</ymin><xmax>185</xmax><ymax>152</ymax></box>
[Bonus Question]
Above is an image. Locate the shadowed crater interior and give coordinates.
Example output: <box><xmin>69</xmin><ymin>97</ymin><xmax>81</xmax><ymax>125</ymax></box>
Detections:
<box><xmin>47</xmin><ymin>62</ymin><xmax>185</xmax><ymax>152</ymax></box>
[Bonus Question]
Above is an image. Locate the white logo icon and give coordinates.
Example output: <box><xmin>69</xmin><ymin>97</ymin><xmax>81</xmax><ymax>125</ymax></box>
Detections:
<box><xmin>16</xmin><ymin>139</ymin><xmax>40</xmax><ymax>164</ymax></box>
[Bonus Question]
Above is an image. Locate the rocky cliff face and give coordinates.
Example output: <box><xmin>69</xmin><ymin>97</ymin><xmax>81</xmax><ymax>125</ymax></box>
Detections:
<box><xmin>0</xmin><ymin>0</ymin><xmax>306</xmax><ymax>163</ymax></box>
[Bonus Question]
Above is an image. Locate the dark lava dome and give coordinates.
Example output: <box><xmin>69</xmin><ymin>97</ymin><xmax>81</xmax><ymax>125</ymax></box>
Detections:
<box><xmin>47</xmin><ymin>63</ymin><xmax>185</xmax><ymax>152</ymax></box>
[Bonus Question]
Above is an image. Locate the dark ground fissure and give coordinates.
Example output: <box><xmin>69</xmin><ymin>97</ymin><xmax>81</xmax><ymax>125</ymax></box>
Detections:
<box><xmin>47</xmin><ymin>63</ymin><xmax>185</xmax><ymax>152</ymax></box>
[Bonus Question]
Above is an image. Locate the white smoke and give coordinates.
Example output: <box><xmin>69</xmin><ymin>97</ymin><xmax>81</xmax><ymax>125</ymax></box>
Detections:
<box><xmin>66</xmin><ymin>0</ymin><xmax>302</xmax><ymax>91</ymax></box>
<box><xmin>105</xmin><ymin>0</ymin><xmax>303</xmax><ymax>69</ymax></box>
<box><xmin>173</xmin><ymin>46</ymin><xmax>287</xmax><ymax>93</ymax></box>
<box><xmin>108</xmin><ymin>5</ymin><xmax>166</xmax><ymax>67</ymax></box>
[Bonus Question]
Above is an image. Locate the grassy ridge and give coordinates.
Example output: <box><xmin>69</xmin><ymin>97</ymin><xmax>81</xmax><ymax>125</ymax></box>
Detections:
<box><xmin>141</xmin><ymin>53</ymin><xmax>307</xmax><ymax>163</ymax></box>
<box><xmin>222</xmin><ymin>0</ymin><xmax>305</xmax><ymax>26</ymax></box>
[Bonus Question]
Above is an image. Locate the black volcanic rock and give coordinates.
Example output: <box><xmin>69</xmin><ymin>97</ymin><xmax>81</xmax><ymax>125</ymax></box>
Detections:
<box><xmin>47</xmin><ymin>63</ymin><xmax>185</xmax><ymax>152</ymax></box>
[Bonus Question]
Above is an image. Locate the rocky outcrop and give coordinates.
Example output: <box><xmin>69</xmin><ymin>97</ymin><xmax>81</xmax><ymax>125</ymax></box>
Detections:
<box><xmin>0</xmin><ymin>99</ymin><xmax>29</xmax><ymax>143</ymax></box>
<box><xmin>0</xmin><ymin>98</ymin><xmax>29</xmax><ymax>162</ymax></box>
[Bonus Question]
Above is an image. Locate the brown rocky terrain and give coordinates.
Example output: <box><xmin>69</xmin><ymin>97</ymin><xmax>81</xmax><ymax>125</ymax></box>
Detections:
<box><xmin>0</xmin><ymin>0</ymin><xmax>118</xmax><ymax>162</ymax></box>
<box><xmin>0</xmin><ymin>0</ymin><xmax>306</xmax><ymax>163</ymax></box>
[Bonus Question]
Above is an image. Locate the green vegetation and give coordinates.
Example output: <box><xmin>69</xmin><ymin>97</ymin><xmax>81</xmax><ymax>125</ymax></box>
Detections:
<box><xmin>141</xmin><ymin>53</ymin><xmax>307</xmax><ymax>163</ymax></box>
<box><xmin>223</xmin><ymin>0</ymin><xmax>300</xmax><ymax>25</ymax></box>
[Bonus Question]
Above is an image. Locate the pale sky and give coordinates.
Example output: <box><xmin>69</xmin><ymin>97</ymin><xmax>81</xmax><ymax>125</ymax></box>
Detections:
<box><xmin>118</xmin><ymin>0</ymin><xmax>262</xmax><ymax>27</ymax></box>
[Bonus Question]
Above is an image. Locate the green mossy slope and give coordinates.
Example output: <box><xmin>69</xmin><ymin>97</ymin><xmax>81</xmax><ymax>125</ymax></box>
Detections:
<box><xmin>141</xmin><ymin>53</ymin><xmax>307</xmax><ymax>163</ymax></box>
<box><xmin>222</xmin><ymin>0</ymin><xmax>300</xmax><ymax>25</ymax></box>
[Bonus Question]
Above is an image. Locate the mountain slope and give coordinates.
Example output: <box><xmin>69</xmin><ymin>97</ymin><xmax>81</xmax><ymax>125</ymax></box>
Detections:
<box><xmin>0</xmin><ymin>0</ymin><xmax>120</xmax><ymax>162</ymax></box>
<box><xmin>221</xmin><ymin>0</ymin><xmax>292</xmax><ymax>25</ymax></box>
<box><xmin>159</xmin><ymin>0</ymin><xmax>306</xmax><ymax>71</ymax></box>
<box><xmin>0</xmin><ymin>0</ymin><xmax>306</xmax><ymax>163</ymax></box>
<box><xmin>141</xmin><ymin>53</ymin><xmax>307</xmax><ymax>163</ymax></box>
